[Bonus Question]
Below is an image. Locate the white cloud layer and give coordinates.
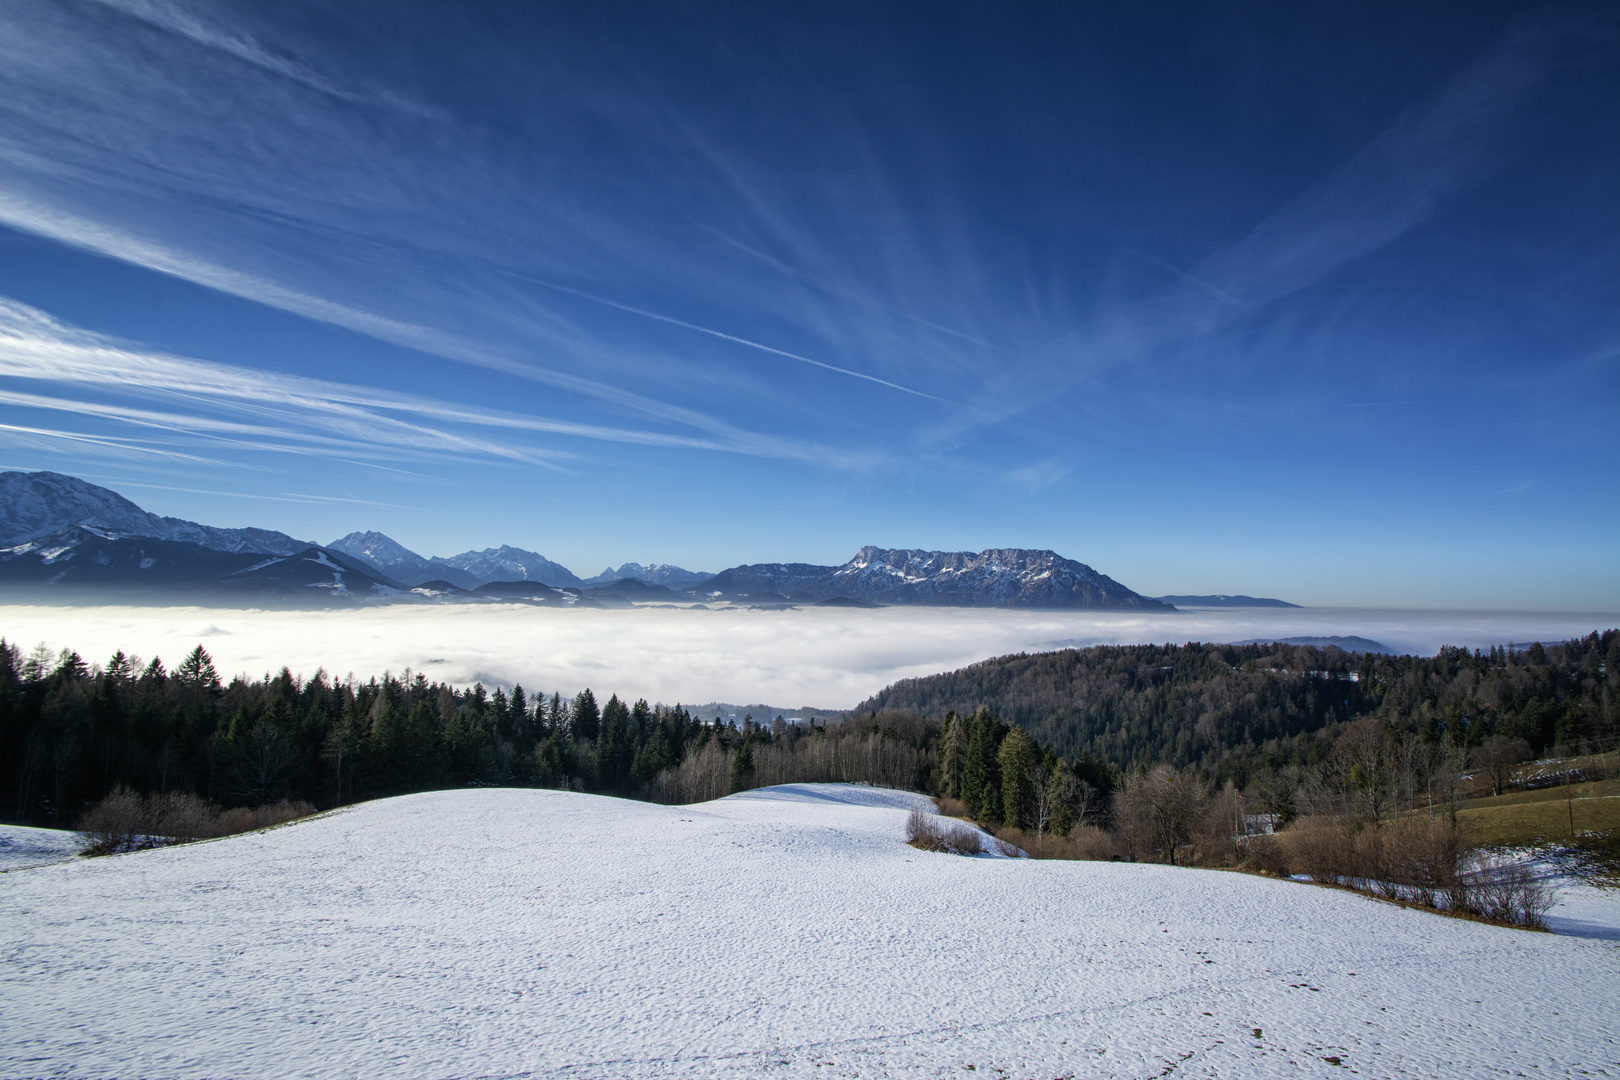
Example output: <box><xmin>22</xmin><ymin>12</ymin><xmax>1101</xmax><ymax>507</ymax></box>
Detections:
<box><xmin>3</xmin><ymin>605</ymin><xmax>1612</xmax><ymax>710</ymax></box>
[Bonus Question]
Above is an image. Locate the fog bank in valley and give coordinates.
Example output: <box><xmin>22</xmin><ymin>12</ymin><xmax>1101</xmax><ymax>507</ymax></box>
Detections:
<box><xmin>3</xmin><ymin>605</ymin><xmax>1613</xmax><ymax>710</ymax></box>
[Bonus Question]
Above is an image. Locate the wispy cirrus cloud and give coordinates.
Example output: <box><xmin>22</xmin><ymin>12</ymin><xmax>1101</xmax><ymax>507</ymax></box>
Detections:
<box><xmin>86</xmin><ymin>0</ymin><xmax>431</xmax><ymax>113</ymax></box>
<box><xmin>0</xmin><ymin>1</ymin><xmax>981</xmax><ymax>457</ymax></box>
<box><xmin>0</xmin><ymin>196</ymin><xmax>865</xmax><ymax>470</ymax></box>
<box><xmin>0</xmin><ymin>297</ymin><xmax>873</xmax><ymax>473</ymax></box>
<box><xmin>931</xmin><ymin>14</ymin><xmax>1590</xmax><ymax>444</ymax></box>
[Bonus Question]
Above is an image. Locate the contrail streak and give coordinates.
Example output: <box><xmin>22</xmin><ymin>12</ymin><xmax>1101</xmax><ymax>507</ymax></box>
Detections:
<box><xmin>528</xmin><ymin>277</ymin><xmax>953</xmax><ymax>404</ymax></box>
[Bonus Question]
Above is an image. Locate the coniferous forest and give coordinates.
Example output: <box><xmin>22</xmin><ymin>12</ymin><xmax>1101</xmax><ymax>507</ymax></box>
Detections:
<box><xmin>859</xmin><ymin>634</ymin><xmax>1619</xmax><ymax>788</ymax></box>
<box><xmin>0</xmin><ymin>638</ymin><xmax>935</xmax><ymax>827</ymax></box>
<box><xmin>2</xmin><ymin>632</ymin><xmax>1615</xmax><ymax>836</ymax></box>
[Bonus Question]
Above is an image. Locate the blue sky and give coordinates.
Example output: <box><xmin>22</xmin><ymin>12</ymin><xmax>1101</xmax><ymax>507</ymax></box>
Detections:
<box><xmin>0</xmin><ymin>1</ymin><xmax>1614</xmax><ymax>609</ymax></box>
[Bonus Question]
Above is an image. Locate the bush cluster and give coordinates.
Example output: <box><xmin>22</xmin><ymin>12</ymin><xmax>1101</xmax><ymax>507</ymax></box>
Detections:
<box><xmin>904</xmin><ymin>807</ymin><xmax>984</xmax><ymax>855</ymax></box>
<box><xmin>78</xmin><ymin>786</ymin><xmax>314</xmax><ymax>856</ymax></box>
<box><xmin>1250</xmin><ymin>817</ymin><xmax>1556</xmax><ymax>928</ymax></box>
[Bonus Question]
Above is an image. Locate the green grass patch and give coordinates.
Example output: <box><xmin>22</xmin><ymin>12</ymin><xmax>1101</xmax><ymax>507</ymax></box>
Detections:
<box><xmin>1455</xmin><ymin>777</ymin><xmax>1620</xmax><ymax>849</ymax></box>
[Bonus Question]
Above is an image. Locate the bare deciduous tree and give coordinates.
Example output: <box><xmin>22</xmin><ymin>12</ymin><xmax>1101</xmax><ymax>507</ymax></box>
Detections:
<box><xmin>1115</xmin><ymin>764</ymin><xmax>1209</xmax><ymax>866</ymax></box>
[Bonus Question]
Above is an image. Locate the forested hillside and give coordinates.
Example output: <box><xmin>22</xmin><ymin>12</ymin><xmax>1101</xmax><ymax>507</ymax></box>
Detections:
<box><xmin>857</xmin><ymin>634</ymin><xmax>1619</xmax><ymax>781</ymax></box>
<box><xmin>0</xmin><ymin>639</ymin><xmax>935</xmax><ymax>826</ymax></box>
<box><xmin>6</xmin><ymin>632</ymin><xmax>1614</xmax><ymax>832</ymax></box>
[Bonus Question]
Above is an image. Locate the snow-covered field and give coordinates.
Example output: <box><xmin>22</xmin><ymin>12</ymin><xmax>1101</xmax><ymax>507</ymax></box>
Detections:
<box><xmin>0</xmin><ymin>823</ymin><xmax>80</xmax><ymax>871</ymax></box>
<box><xmin>3</xmin><ymin>603</ymin><xmax>1613</xmax><ymax>708</ymax></box>
<box><xmin>3</xmin><ymin>786</ymin><xmax>1616</xmax><ymax>1078</ymax></box>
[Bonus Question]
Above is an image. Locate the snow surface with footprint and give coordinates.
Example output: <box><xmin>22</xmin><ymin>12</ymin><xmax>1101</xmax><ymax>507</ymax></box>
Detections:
<box><xmin>2</xmin><ymin>784</ymin><xmax>1616</xmax><ymax>1078</ymax></box>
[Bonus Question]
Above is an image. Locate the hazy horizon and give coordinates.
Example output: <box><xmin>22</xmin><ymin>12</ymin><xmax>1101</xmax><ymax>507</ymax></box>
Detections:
<box><xmin>5</xmin><ymin>603</ymin><xmax>1612</xmax><ymax>712</ymax></box>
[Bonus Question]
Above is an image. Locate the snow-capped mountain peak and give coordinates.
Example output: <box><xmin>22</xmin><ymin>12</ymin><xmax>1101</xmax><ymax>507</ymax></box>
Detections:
<box><xmin>0</xmin><ymin>470</ymin><xmax>312</xmax><ymax>555</ymax></box>
<box><xmin>583</xmin><ymin>562</ymin><xmax>713</xmax><ymax>588</ymax></box>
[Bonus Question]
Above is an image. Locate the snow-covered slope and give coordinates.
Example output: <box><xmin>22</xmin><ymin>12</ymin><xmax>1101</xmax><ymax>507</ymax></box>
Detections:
<box><xmin>0</xmin><ymin>526</ymin><xmax>402</xmax><ymax>602</ymax></box>
<box><xmin>2</xmin><ymin>785</ymin><xmax>1613</xmax><ymax>1079</ymax></box>
<box><xmin>0</xmin><ymin>470</ymin><xmax>312</xmax><ymax>554</ymax></box>
<box><xmin>826</xmin><ymin>546</ymin><xmax>1168</xmax><ymax>609</ymax></box>
<box><xmin>0</xmin><ymin>823</ymin><xmax>79</xmax><ymax>870</ymax></box>
<box><xmin>698</xmin><ymin>547</ymin><xmax>1170</xmax><ymax>610</ymax></box>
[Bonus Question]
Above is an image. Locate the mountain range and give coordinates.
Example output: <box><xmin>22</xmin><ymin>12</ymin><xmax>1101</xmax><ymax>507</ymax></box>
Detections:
<box><xmin>326</xmin><ymin>532</ymin><xmax>585</xmax><ymax>590</ymax></box>
<box><xmin>0</xmin><ymin>471</ymin><xmax>1253</xmax><ymax>611</ymax></box>
<box><xmin>583</xmin><ymin>563</ymin><xmax>713</xmax><ymax>588</ymax></box>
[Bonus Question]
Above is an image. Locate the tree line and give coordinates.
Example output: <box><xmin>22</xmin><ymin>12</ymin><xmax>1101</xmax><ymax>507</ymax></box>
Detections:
<box><xmin>6</xmin><ymin>632</ymin><xmax>1614</xmax><ymax>859</ymax></box>
<box><xmin>0</xmin><ymin>639</ymin><xmax>939</xmax><ymax>826</ymax></box>
<box><xmin>857</xmin><ymin>634</ymin><xmax>1619</xmax><ymax>787</ymax></box>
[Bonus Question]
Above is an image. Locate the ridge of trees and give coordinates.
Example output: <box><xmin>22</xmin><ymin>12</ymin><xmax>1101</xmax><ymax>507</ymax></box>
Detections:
<box><xmin>0</xmin><ymin>639</ymin><xmax>938</xmax><ymax>827</ymax></box>
<box><xmin>856</xmin><ymin>634</ymin><xmax>1619</xmax><ymax>787</ymax></box>
<box><xmin>5</xmin><ymin>632</ymin><xmax>1614</xmax><ymax>862</ymax></box>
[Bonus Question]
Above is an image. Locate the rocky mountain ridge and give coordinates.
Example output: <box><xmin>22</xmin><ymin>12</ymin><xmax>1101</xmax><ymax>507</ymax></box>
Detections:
<box><xmin>0</xmin><ymin>525</ymin><xmax>399</xmax><ymax>604</ymax></box>
<box><xmin>0</xmin><ymin>471</ymin><xmax>313</xmax><ymax>555</ymax></box>
<box><xmin>0</xmin><ymin>471</ymin><xmax>1185</xmax><ymax>610</ymax></box>
<box><xmin>696</xmin><ymin>546</ymin><xmax>1170</xmax><ymax>610</ymax></box>
<box><xmin>584</xmin><ymin>562</ymin><xmax>711</xmax><ymax>588</ymax></box>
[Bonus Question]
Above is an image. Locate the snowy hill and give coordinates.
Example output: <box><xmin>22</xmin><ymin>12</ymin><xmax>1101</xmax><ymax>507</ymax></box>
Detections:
<box><xmin>3</xmin><ymin>785</ymin><xmax>1613</xmax><ymax>1078</ymax></box>
<box><xmin>0</xmin><ymin>470</ymin><xmax>312</xmax><ymax>554</ymax></box>
<box><xmin>697</xmin><ymin>547</ymin><xmax>1169</xmax><ymax>610</ymax></box>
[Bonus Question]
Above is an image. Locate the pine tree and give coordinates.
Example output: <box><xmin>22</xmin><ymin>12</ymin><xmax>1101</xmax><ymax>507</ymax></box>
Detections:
<box><xmin>630</xmin><ymin>728</ymin><xmax>674</xmax><ymax>786</ymax></box>
<box><xmin>938</xmin><ymin>711</ymin><xmax>964</xmax><ymax>798</ymax></box>
<box><xmin>998</xmin><ymin>726</ymin><xmax>1035</xmax><ymax>829</ymax></box>
<box><xmin>961</xmin><ymin>714</ymin><xmax>989</xmax><ymax>818</ymax></box>
<box><xmin>176</xmin><ymin>646</ymin><xmax>219</xmax><ymax>690</ymax></box>
<box><xmin>572</xmin><ymin>689</ymin><xmax>600</xmax><ymax>742</ymax></box>
<box><xmin>596</xmin><ymin>694</ymin><xmax>633</xmax><ymax>790</ymax></box>
<box><xmin>730</xmin><ymin>737</ymin><xmax>755</xmax><ymax>793</ymax></box>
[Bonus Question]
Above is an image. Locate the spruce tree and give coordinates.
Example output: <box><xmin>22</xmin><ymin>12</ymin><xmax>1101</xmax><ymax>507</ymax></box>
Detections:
<box><xmin>730</xmin><ymin>738</ymin><xmax>755</xmax><ymax>793</ymax></box>
<box><xmin>961</xmin><ymin>717</ymin><xmax>988</xmax><ymax>818</ymax></box>
<box><xmin>998</xmin><ymin>726</ymin><xmax>1035</xmax><ymax>829</ymax></box>
<box><xmin>938</xmin><ymin>711</ymin><xmax>964</xmax><ymax>798</ymax></box>
<box><xmin>572</xmin><ymin>688</ymin><xmax>600</xmax><ymax>741</ymax></box>
<box><xmin>176</xmin><ymin>645</ymin><xmax>219</xmax><ymax>690</ymax></box>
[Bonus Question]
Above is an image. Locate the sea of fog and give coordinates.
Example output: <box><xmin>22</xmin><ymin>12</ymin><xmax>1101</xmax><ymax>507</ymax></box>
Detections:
<box><xmin>2</xmin><ymin>604</ymin><xmax>1613</xmax><ymax>710</ymax></box>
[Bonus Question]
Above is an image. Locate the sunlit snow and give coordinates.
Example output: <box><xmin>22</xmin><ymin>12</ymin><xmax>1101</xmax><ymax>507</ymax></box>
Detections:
<box><xmin>2</xmin><ymin>786</ymin><xmax>1615</xmax><ymax>1078</ymax></box>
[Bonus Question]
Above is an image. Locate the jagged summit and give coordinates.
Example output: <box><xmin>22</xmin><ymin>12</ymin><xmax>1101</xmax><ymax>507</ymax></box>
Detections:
<box><xmin>434</xmin><ymin>546</ymin><xmax>582</xmax><ymax>589</ymax></box>
<box><xmin>330</xmin><ymin>530</ymin><xmax>421</xmax><ymax>568</ymax></box>
<box><xmin>329</xmin><ymin>531</ymin><xmax>479</xmax><ymax>590</ymax></box>
<box><xmin>694</xmin><ymin>546</ymin><xmax>1169</xmax><ymax>610</ymax></box>
<box><xmin>583</xmin><ymin>562</ymin><xmax>711</xmax><ymax>588</ymax></box>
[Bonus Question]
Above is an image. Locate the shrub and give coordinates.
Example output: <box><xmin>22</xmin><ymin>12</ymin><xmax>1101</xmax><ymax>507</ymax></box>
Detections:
<box><xmin>981</xmin><ymin>823</ymin><xmax>1119</xmax><ymax>860</ymax></box>
<box><xmin>906</xmin><ymin>807</ymin><xmax>984</xmax><ymax>855</ymax></box>
<box><xmin>77</xmin><ymin>789</ymin><xmax>315</xmax><ymax>856</ymax></box>
<box><xmin>214</xmin><ymin>799</ymin><xmax>316</xmax><ymax>836</ymax></box>
<box><xmin>1064</xmin><ymin>824</ymin><xmax>1123</xmax><ymax>861</ymax></box>
<box><xmin>989</xmin><ymin>835</ymin><xmax>1025</xmax><ymax>858</ymax></box>
<box><xmin>77</xmin><ymin>786</ymin><xmax>149</xmax><ymax>856</ymax></box>
<box><xmin>1277</xmin><ymin>816</ymin><xmax>1355</xmax><ymax>884</ymax></box>
<box><xmin>1240</xmin><ymin>834</ymin><xmax>1291</xmax><ymax>876</ymax></box>
<box><xmin>1462</xmin><ymin>855</ymin><xmax>1558</xmax><ymax>929</ymax></box>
